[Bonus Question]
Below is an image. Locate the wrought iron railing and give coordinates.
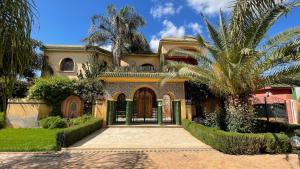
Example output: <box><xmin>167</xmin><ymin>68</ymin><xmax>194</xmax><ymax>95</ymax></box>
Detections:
<box><xmin>113</xmin><ymin>66</ymin><xmax>160</xmax><ymax>73</ymax></box>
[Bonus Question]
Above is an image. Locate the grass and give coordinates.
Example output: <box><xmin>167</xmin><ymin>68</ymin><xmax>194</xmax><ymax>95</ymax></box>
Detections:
<box><xmin>0</xmin><ymin>112</ymin><xmax>3</xmax><ymax>129</ymax></box>
<box><xmin>0</xmin><ymin>128</ymin><xmax>61</xmax><ymax>152</ymax></box>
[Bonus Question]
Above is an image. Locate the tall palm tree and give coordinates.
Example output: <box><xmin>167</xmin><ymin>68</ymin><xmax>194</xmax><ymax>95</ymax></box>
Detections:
<box><xmin>0</xmin><ymin>0</ymin><xmax>36</xmax><ymax>121</ymax></box>
<box><xmin>83</xmin><ymin>5</ymin><xmax>151</xmax><ymax>66</ymax></box>
<box><xmin>166</xmin><ymin>0</ymin><xmax>300</xmax><ymax>110</ymax></box>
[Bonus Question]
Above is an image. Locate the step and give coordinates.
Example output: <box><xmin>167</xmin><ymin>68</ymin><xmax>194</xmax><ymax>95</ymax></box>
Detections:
<box><xmin>107</xmin><ymin>125</ymin><xmax>182</xmax><ymax>128</ymax></box>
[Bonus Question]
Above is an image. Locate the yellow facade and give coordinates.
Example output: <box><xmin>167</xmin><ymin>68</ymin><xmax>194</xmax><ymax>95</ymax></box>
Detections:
<box><xmin>41</xmin><ymin>37</ymin><xmax>204</xmax><ymax>125</ymax></box>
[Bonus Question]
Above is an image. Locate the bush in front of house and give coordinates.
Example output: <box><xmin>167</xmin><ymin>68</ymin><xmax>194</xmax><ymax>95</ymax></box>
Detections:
<box><xmin>56</xmin><ymin>118</ymin><xmax>102</xmax><ymax>148</ymax></box>
<box><xmin>29</xmin><ymin>76</ymin><xmax>74</xmax><ymax>116</ymax></box>
<box><xmin>0</xmin><ymin>112</ymin><xmax>4</xmax><ymax>129</ymax></box>
<box><xmin>256</xmin><ymin>120</ymin><xmax>300</xmax><ymax>134</ymax></box>
<box><xmin>71</xmin><ymin>78</ymin><xmax>104</xmax><ymax>113</ymax></box>
<box><xmin>29</xmin><ymin>76</ymin><xmax>104</xmax><ymax>116</ymax></box>
<box><xmin>69</xmin><ymin>115</ymin><xmax>94</xmax><ymax>126</ymax></box>
<box><xmin>203</xmin><ymin>106</ymin><xmax>226</xmax><ymax>130</ymax></box>
<box><xmin>225</xmin><ymin>103</ymin><xmax>258</xmax><ymax>133</ymax></box>
<box><xmin>183</xmin><ymin>120</ymin><xmax>290</xmax><ymax>155</ymax></box>
<box><xmin>39</xmin><ymin>116</ymin><xmax>68</xmax><ymax>129</ymax></box>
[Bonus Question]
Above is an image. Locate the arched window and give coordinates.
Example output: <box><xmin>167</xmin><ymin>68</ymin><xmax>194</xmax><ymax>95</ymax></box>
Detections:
<box><xmin>60</xmin><ymin>58</ymin><xmax>75</xmax><ymax>71</ymax></box>
<box><xmin>141</xmin><ymin>63</ymin><xmax>155</xmax><ymax>71</ymax></box>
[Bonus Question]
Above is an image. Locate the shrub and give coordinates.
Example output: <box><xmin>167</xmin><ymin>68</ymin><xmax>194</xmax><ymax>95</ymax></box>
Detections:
<box><xmin>39</xmin><ymin>116</ymin><xmax>67</xmax><ymax>129</ymax></box>
<box><xmin>69</xmin><ymin>115</ymin><xmax>94</xmax><ymax>126</ymax></box>
<box><xmin>295</xmin><ymin>129</ymin><xmax>300</xmax><ymax>136</ymax></box>
<box><xmin>29</xmin><ymin>76</ymin><xmax>74</xmax><ymax>116</ymax></box>
<box><xmin>204</xmin><ymin>106</ymin><xmax>226</xmax><ymax>129</ymax></box>
<box><xmin>56</xmin><ymin>119</ymin><xmax>102</xmax><ymax>147</ymax></box>
<box><xmin>71</xmin><ymin>79</ymin><xmax>104</xmax><ymax>113</ymax></box>
<box><xmin>226</xmin><ymin>103</ymin><xmax>257</xmax><ymax>133</ymax></box>
<box><xmin>256</xmin><ymin>120</ymin><xmax>300</xmax><ymax>134</ymax></box>
<box><xmin>29</xmin><ymin>76</ymin><xmax>104</xmax><ymax>116</ymax></box>
<box><xmin>183</xmin><ymin>120</ymin><xmax>290</xmax><ymax>154</ymax></box>
<box><xmin>0</xmin><ymin>112</ymin><xmax>4</xmax><ymax>129</ymax></box>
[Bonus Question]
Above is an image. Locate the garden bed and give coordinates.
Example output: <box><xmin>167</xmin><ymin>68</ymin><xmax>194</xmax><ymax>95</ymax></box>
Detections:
<box><xmin>183</xmin><ymin>119</ymin><xmax>291</xmax><ymax>155</ymax></box>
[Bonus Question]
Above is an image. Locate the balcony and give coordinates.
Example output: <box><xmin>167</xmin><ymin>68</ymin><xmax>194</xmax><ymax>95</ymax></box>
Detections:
<box><xmin>113</xmin><ymin>65</ymin><xmax>161</xmax><ymax>73</ymax></box>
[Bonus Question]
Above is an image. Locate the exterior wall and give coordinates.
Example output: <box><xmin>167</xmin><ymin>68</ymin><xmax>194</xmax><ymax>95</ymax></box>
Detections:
<box><xmin>103</xmin><ymin>82</ymin><xmax>185</xmax><ymax>100</ymax></box>
<box><xmin>45</xmin><ymin>50</ymin><xmax>111</xmax><ymax>79</ymax></box>
<box><xmin>92</xmin><ymin>99</ymin><xmax>108</xmax><ymax>127</ymax></box>
<box><xmin>120</xmin><ymin>54</ymin><xmax>160</xmax><ymax>68</ymax></box>
<box><xmin>6</xmin><ymin>99</ymin><xmax>52</xmax><ymax>128</ymax></box>
<box><xmin>252</xmin><ymin>88</ymin><xmax>295</xmax><ymax>124</ymax></box>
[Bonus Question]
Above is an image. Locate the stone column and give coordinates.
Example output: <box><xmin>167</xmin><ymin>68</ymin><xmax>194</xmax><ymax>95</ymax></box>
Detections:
<box><xmin>157</xmin><ymin>99</ymin><xmax>163</xmax><ymax>125</ymax></box>
<box><xmin>107</xmin><ymin>100</ymin><xmax>115</xmax><ymax>125</ymax></box>
<box><xmin>126</xmin><ymin>99</ymin><xmax>133</xmax><ymax>125</ymax></box>
<box><xmin>173</xmin><ymin>100</ymin><xmax>181</xmax><ymax>125</ymax></box>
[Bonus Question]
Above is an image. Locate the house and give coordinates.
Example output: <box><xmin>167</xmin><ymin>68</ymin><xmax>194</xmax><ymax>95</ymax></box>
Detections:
<box><xmin>6</xmin><ymin>37</ymin><xmax>299</xmax><ymax>127</ymax></box>
<box><xmin>43</xmin><ymin>37</ymin><xmax>206</xmax><ymax>126</ymax></box>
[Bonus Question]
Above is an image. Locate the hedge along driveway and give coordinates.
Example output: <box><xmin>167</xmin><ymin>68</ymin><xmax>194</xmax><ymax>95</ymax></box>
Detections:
<box><xmin>182</xmin><ymin>120</ymin><xmax>291</xmax><ymax>155</ymax></box>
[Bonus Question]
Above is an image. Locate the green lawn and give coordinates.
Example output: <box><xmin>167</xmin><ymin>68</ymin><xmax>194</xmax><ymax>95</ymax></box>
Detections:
<box><xmin>0</xmin><ymin>128</ymin><xmax>60</xmax><ymax>152</ymax></box>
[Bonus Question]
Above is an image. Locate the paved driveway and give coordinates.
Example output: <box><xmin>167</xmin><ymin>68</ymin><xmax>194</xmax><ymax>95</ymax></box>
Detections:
<box><xmin>67</xmin><ymin>127</ymin><xmax>210</xmax><ymax>150</ymax></box>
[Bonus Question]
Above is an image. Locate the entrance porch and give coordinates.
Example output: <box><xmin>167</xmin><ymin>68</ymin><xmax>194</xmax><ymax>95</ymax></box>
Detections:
<box><xmin>93</xmin><ymin>73</ymin><xmax>189</xmax><ymax>126</ymax></box>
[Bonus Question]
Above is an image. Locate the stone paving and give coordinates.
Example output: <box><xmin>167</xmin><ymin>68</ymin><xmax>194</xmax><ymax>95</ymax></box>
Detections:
<box><xmin>67</xmin><ymin>128</ymin><xmax>210</xmax><ymax>150</ymax></box>
<box><xmin>0</xmin><ymin>128</ymin><xmax>299</xmax><ymax>169</ymax></box>
<box><xmin>0</xmin><ymin>151</ymin><xmax>299</xmax><ymax>169</ymax></box>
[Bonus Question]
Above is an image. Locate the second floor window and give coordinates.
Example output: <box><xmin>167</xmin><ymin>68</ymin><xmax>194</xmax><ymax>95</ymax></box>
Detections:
<box><xmin>60</xmin><ymin>58</ymin><xmax>75</xmax><ymax>71</ymax></box>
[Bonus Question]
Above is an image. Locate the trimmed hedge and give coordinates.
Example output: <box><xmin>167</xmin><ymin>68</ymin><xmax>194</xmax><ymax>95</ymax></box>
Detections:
<box><xmin>0</xmin><ymin>112</ymin><xmax>4</xmax><ymax>129</ymax></box>
<box><xmin>257</xmin><ymin>120</ymin><xmax>300</xmax><ymax>134</ymax></box>
<box><xmin>56</xmin><ymin>119</ymin><xmax>102</xmax><ymax>148</ymax></box>
<box><xmin>183</xmin><ymin>120</ymin><xmax>290</xmax><ymax>155</ymax></box>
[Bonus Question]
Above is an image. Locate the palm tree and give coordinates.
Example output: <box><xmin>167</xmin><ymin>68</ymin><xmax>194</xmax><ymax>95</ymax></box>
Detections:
<box><xmin>166</xmin><ymin>0</ymin><xmax>300</xmax><ymax>119</ymax></box>
<box><xmin>0</xmin><ymin>0</ymin><xmax>36</xmax><ymax>121</ymax></box>
<box><xmin>83</xmin><ymin>5</ymin><xmax>151</xmax><ymax>66</ymax></box>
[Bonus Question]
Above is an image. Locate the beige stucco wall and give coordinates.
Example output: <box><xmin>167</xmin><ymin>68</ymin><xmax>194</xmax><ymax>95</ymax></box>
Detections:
<box><xmin>6</xmin><ymin>99</ymin><xmax>52</xmax><ymax>128</ymax></box>
<box><xmin>45</xmin><ymin>50</ymin><xmax>112</xmax><ymax>79</ymax></box>
<box><xmin>92</xmin><ymin>99</ymin><xmax>108</xmax><ymax>127</ymax></box>
<box><xmin>120</xmin><ymin>54</ymin><xmax>160</xmax><ymax>68</ymax></box>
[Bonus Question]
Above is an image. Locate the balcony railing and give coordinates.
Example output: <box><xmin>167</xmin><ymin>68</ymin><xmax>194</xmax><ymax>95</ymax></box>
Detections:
<box><xmin>113</xmin><ymin>66</ymin><xmax>160</xmax><ymax>73</ymax></box>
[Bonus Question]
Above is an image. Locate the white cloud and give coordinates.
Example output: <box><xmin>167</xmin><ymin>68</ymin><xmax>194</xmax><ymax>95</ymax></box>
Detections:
<box><xmin>188</xmin><ymin>22</ymin><xmax>202</xmax><ymax>34</ymax></box>
<box><xmin>101</xmin><ymin>44</ymin><xmax>112</xmax><ymax>51</ymax></box>
<box><xmin>150</xmin><ymin>20</ymin><xmax>186</xmax><ymax>52</ymax></box>
<box><xmin>150</xmin><ymin>3</ymin><xmax>182</xmax><ymax>19</ymax></box>
<box><xmin>186</xmin><ymin>0</ymin><xmax>233</xmax><ymax>14</ymax></box>
<box><xmin>160</xmin><ymin>20</ymin><xmax>185</xmax><ymax>38</ymax></box>
<box><xmin>150</xmin><ymin>36</ymin><xmax>160</xmax><ymax>52</ymax></box>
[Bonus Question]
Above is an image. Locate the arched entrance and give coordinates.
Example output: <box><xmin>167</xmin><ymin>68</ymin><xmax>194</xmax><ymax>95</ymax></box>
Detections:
<box><xmin>115</xmin><ymin>93</ymin><xmax>126</xmax><ymax>124</ymax></box>
<box><xmin>133</xmin><ymin>88</ymin><xmax>157</xmax><ymax>123</ymax></box>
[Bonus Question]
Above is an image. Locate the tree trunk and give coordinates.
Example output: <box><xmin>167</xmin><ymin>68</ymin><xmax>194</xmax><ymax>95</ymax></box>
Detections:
<box><xmin>112</xmin><ymin>38</ymin><xmax>122</xmax><ymax>66</ymax></box>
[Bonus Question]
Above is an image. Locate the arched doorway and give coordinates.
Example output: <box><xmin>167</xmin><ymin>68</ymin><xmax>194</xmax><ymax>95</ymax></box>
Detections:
<box><xmin>133</xmin><ymin>88</ymin><xmax>157</xmax><ymax>123</ymax></box>
<box><xmin>115</xmin><ymin>93</ymin><xmax>126</xmax><ymax>124</ymax></box>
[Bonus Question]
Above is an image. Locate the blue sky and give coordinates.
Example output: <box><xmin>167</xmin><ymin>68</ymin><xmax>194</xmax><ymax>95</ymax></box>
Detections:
<box><xmin>32</xmin><ymin>0</ymin><xmax>300</xmax><ymax>52</ymax></box>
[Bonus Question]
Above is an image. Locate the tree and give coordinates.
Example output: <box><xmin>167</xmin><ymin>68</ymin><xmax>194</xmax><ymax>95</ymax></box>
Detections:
<box><xmin>165</xmin><ymin>0</ymin><xmax>300</xmax><ymax>132</ymax></box>
<box><xmin>0</xmin><ymin>0</ymin><xmax>36</xmax><ymax>121</ymax></box>
<box><xmin>83</xmin><ymin>5</ymin><xmax>151</xmax><ymax>66</ymax></box>
<box><xmin>78</xmin><ymin>55</ymin><xmax>109</xmax><ymax>79</ymax></box>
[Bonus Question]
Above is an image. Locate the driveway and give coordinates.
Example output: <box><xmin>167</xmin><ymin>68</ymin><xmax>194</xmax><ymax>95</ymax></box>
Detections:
<box><xmin>66</xmin><ymin>127</ymin><xmax>211</xmax><ymax>150</ymax></box>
